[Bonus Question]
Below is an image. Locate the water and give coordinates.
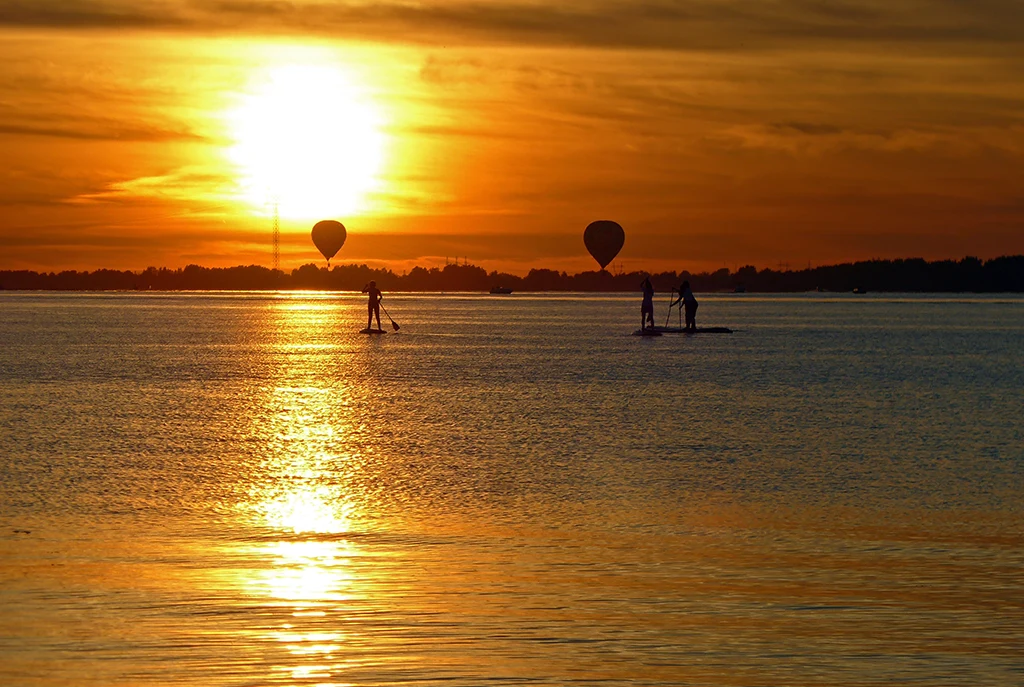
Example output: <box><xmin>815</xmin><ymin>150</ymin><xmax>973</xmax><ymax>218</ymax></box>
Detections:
<box><xmin>1</xmin><ymin>292</ymin><xmax>1022</xmax><ymax>686</ymax></box>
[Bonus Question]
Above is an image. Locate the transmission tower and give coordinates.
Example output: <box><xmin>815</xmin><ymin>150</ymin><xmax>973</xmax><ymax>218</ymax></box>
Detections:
<box><xmin>272</xmin><ymin>202</ymin><xmax>280</xmax><ymax>272</ymax></box>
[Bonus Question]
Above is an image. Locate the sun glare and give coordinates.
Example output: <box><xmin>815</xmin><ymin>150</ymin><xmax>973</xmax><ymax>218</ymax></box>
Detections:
<box><xmin>228</xmin><ymin>64</ymin><xmax>386</xmax><ymax>220</ymax></box>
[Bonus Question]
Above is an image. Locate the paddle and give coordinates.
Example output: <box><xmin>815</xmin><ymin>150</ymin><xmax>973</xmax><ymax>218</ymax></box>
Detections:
<box><xmin>380</xmin><ymin>302</ymin><xmax>400</xmax><ymax>331</ymax></box>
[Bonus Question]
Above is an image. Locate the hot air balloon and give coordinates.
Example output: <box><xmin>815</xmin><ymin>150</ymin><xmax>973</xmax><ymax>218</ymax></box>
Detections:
<box><xmin>583</xmin><ymin>220</ymin><xmax>625</xmax><ymax>270</ymax></box>
<box><xmin>311</xmin><ymin>220</ymin><xmax>347</xmax><ymax>266</ymax></box>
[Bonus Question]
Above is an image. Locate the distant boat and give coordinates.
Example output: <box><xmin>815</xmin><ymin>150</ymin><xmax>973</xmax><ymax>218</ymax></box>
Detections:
<box><xmin>489</xmin><ymin>286</ymin><xmax>513</xmax><ymax>294</ymax></box>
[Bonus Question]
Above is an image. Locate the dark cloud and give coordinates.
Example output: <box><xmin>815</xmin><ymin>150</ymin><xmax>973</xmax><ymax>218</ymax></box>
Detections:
<box><xmin>1</xmin><ymin>1</ymin><xmax>1022</xmax><ymax>53</ymax></box>
<box><xmin>0</xmin><ymin>119</ymin><xmax>206</xmax><ymax>142</ymax></box>
<box><xmin>0</xmin><ymin>0</ymin><xmax>189</xmax><ymax>28</ymax></box>
<box><xmin>770</xmin><ymin>122</ymin><xmax>846</xmax><ymax>136</ymax></box>
<box><xmin>396</xmin><ymin>123</ymin><xmax>534</xmax><ymax>141</ymax></box>
<box><xmin>0</xmin><ymin>225</ymin><xmax>262</xmax><ymax>249</ymax></box>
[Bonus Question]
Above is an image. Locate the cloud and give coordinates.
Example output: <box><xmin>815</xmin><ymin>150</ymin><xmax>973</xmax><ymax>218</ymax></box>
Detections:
<box><xmin>0</xmin><ymin>0</ymin><xmax>189</xmax><ymax>29</ymax></box>
<box><xmin>771</xmin><ymin>121</ymin><xmax>846</xmax><ymax>136</ymax></box>
<box><xmin>0</xmin><ymin>117</ymin><xmax>206</xmax><ymax>142</ymax></box>
<box><xmin>1</xmin><ymin>1</ymin><xmax>1022</xmax><ymax>54</ymax></box>
<box><xmin>69</xmin><ymin>168</ymin><xmax>238</xmax><ymax>206</ymax></box>
<box><xmin>713</xmin><ymin>120</ymin><xmax>1024</xmax><ymax>158</ymax></box>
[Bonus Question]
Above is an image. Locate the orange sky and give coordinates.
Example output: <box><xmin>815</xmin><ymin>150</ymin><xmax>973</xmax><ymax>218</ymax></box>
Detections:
<box><xmin>1</xmin><ymin>2</ymin><xmax>1022</xmax><ymax>275</ymax></box>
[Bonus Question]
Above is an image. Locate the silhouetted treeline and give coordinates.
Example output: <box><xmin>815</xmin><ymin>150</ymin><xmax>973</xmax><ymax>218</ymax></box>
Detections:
<box><xmin>1</xmin><ymin>256</ymin><xmax>1022</xmax><ymax>292</ymax></box>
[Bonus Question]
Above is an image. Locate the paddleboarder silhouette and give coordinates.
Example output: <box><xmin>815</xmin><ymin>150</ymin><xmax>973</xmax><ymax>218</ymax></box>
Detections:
<box><xmin>362</xmin><ymin>280</ymin><xmax>383</xmax><ymax>331</ymax></box>
<box><xmin>670</xmin><ymin>280</ymin><xmax>698</xmax><ymax>331</ymax></box>
<box><xmin>640</xmin><ymin>276</ymin><xmax>655</xmax><ymax>330</ymax></box>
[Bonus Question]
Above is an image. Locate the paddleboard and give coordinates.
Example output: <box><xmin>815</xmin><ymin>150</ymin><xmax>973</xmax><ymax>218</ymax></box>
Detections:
<box><xmin>360</xmin><ymin>328</ymin><xmax>387</xmax><ymax>334</ymax></box>
<box><xmin>632</xmin><ymin>328</ymin><xmax>663</xmax><ymax>337</ymax></box>
<box><xmin>650</xmin><ymin>326</ymin><xmax>732</xmax><ymax>334</ymax></box>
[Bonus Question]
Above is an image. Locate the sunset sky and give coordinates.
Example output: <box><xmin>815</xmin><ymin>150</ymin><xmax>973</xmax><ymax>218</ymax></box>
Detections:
<box><xmin>1</xmin><ymin>1</ymin><xmax>1022</xmax><ymax>274</ymax></box>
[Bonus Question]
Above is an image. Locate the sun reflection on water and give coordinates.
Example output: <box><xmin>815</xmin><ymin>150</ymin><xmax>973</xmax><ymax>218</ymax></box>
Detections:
<box><xmin>244</xmin><ymin>295</ymin><xmax>372</xmax><ymax>683</ymax></box>
<box><xmin>261</xmin><ymin>488</ymin><xmax>353</xmax><ymax>535</ymax></box>
<box><xmin>260</xmin><ymin>540</ymin><xmax>355</xmax><ymax>603</ymax></box>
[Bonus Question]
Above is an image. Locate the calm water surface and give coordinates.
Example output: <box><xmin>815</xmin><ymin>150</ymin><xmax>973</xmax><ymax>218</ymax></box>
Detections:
<box><xmin>1</xmin><ymin>292</ymin><xmax>1022</xmax><ymax>686</ymax></box>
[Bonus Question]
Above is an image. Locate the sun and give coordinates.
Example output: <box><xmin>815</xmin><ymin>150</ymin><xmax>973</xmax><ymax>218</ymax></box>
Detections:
<box><xmin>227</xmin><ymin>63</ymin><xmax>386</xmax><ymax>220</ymax></box>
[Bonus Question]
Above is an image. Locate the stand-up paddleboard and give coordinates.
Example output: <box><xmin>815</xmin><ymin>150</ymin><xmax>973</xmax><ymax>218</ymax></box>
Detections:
<box><xmin>632</xmin><ymin>328</ymin><xmax>663</xmax><ymax>337</ymax></box>
<box><xmin>360</xmin><ymin>328</ymin><xmax>387</xmax><ymax>335</ymax></box>
<box><xmin>650</xmin><ymin>326</ymin><xmax>732</xmax><ymax>334</ymax></box>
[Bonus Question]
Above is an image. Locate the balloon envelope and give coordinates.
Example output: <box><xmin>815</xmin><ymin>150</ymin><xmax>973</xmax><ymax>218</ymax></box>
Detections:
<box><xmin>583</xmin><ymin>220</ymin><xmax>625</xmax><ymax>269</ymax></box>
<box><xmin>311</xmin><ymin>220</ymin><xmax>347</xmax><ymax>265</ymax></box>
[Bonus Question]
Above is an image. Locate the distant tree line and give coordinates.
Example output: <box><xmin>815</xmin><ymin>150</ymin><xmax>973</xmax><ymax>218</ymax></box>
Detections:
<box><xmin>1</xmin><ymin>256</ymin><xmax>1021</xmax><ymax>292</ymax></box>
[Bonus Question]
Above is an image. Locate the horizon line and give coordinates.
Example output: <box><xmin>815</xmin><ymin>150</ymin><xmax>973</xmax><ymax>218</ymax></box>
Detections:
<box><xmin>3</xmin><ymin>253</ymin><xmax>1020</xmax><ymax>279</ymax></box>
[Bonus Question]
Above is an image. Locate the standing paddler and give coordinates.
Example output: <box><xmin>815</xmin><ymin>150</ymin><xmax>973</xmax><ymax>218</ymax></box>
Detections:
<box><xmin>670</xmin><ymin>280</ymin><xmax>699</xmax><ymax>331</ymax></box>
<box><xmin>362</xmin><ymin>280</ymin><xmax>383</xmax><ymax>331</ymax></box>
<box><xmin>640</xmin><ymin>276</ymin><xmax>655</xmax><ymax>330</ymax></box>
